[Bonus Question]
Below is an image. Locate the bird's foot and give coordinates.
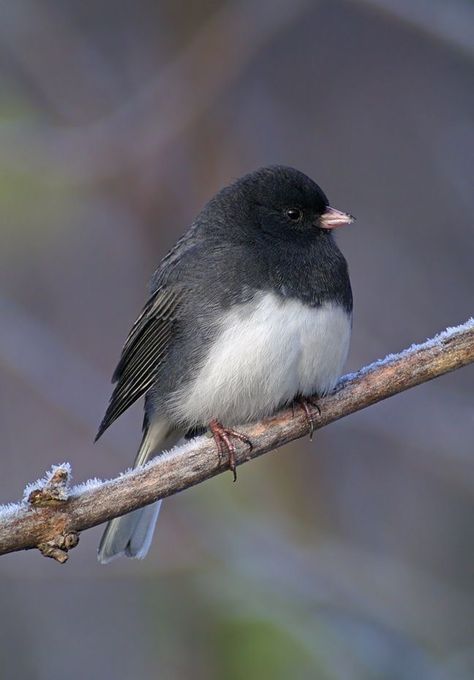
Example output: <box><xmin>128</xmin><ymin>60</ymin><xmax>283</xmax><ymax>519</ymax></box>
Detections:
<box><xmin>209</xmin><ymin>419</ymin><xmax>253</xmax><ymax>482</ymax></box>
<box><xmin>292</xmin><ymin>396</ymin><xmax>321</xmax><ymax>440</ymax></box>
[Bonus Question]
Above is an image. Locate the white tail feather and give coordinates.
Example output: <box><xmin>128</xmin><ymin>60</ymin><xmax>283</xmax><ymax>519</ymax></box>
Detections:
<box><xmin>97</xmin><ymin>418</ymin><xmax>182</xmax><ymax>564</ymax></box>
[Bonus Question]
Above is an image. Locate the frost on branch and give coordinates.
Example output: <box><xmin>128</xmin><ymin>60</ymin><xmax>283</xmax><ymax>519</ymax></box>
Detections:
<box><xmin>24</xmin><ymin>462</ymin><xmax>72</xmax><ymax>507</ymax></box>
<box><xmin>339</xmin><ymin>317</ymin><xmax>474</xmax><ymax>387</ymax></box>
<box><xmin>15</xmin><ymin>463</ymin><xmax>80</xmax><ymax>563</ymax></box>
<box><xmin>0</xmin><ymin>463</ymin><xmax>74</xmax><ymax>521</ymax></box>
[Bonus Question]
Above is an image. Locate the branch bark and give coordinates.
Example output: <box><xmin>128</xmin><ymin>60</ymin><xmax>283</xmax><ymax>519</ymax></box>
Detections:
<box><xmin>1</xmin><ymin>319</ymin><xmax>473</xmax><ymax>562</ymax></box>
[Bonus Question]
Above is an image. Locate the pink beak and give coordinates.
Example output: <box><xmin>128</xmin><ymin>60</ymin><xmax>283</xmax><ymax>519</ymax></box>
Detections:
<box><xmin>320</xmin><ymin>206</ymin><xmax>355</xmax><ymax>229</ymax></box>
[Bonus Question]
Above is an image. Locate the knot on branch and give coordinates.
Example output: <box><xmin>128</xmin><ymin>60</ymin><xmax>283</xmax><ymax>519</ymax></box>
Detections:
<box><xmin>26</xmin><ymin>463</ymin><xmax>71</xmax><ymax>507</ymax></box>
<box><xmin>38</xmin><ymin>531</ymin><xmax>79</xmax><ymax>563</ymax></box>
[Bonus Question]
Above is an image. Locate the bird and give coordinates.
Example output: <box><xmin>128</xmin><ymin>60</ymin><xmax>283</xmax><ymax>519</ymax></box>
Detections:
<box><xmin>96</xmin><ymin>165</ymin><xmax>354</xmax><ymax>563</ymax></box>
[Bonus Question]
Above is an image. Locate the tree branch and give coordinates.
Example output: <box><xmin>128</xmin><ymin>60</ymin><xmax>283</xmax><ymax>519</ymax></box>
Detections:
<box><xmin>1</xmin><ymin>319</ymin><xmax>473</xmax><ymax>562</ymax></box>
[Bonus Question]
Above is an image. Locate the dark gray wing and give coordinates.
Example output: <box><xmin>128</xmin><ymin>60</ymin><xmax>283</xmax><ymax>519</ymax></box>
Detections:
<box><xmin>95</xmin><ymin>286</ymin><xmax>182</xmax><ymax>440</ymax></box>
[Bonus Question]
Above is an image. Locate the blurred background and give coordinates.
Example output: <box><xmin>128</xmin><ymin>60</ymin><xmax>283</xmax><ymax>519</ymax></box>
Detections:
<box><xmin>0</xmin><ymin>1</ymin><xmax>473</xmax><ymax>678</ymax></box>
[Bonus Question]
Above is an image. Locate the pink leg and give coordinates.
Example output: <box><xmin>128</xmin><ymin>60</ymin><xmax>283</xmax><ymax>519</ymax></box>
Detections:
<box><xmin>293</xmin><ymin>396</ymin><xmax>321</xmax><ymax>440</ymax></box>
<box><xmin>209</xmin><ymin>420</ymin><xmax>253</xmax><ymax>482</ymax></box>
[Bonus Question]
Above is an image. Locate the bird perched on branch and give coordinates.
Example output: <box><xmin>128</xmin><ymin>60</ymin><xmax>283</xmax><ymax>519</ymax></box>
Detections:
<box><xmin>96</xmin><ymin>165</ymin><xmax>354</xmax><ymax>563</ymax></box>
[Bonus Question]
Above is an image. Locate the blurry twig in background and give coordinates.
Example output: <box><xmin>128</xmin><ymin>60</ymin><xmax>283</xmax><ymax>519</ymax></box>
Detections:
<box><xmin>359</xmin><ymin>0</ymin><xmax>474</xmax><ymax>55</ymax></box>
<box><xmin>0</xmin><ymin>295</ymin><xmax>136</xmax><ymax>458</ymax></box>
<box><xmin>0</xmin><ymin>0</ymin><xmax>312</xmax><ymax>182</ymax></box>
<box><xmin>0</xmin><ymin>296</ymin><xmax>109</xmax><ymax>436</ymax></box>
<box><xmin>0</xmin><ymin>318</ymin><xmax>472</xmax><ymax>562</ymax></box>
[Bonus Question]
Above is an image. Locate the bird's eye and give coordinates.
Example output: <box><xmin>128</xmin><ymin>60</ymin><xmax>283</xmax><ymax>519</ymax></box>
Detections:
<box><xmin>286</xmin><ymin>208</ymin><xmax>303</xmax><ymax>221</ymax></box>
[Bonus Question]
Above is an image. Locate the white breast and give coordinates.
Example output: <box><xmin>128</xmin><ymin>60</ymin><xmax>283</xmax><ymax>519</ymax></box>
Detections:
<box><xmin>171</xmin><ymin>293</ymin><xmax>351</xmax><ymax>427</ymax></box>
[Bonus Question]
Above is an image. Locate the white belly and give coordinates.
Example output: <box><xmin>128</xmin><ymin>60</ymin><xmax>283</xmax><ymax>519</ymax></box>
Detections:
<box><xmin>171</xmin><ymin>292</ymin><xmax>351</xmax><ymax>426</ymax></box>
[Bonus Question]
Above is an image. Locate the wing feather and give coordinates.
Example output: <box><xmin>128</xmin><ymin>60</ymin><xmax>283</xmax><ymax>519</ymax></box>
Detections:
<box><xmin>96</xmin><ymin>287</ymin><xmax>182</xmax><ymax>440</ymax></box>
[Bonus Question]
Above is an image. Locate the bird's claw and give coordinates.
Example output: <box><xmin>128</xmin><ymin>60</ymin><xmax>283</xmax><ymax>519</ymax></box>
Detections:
<box><xmin>209</xmin><ymin>420</ymin><xmax>253</xmax><ymax>481</ymax></box>
<box><xmin>293</xmin><ymin>397</ymin><xmax>321</xmax><ymax>440</ymax></box>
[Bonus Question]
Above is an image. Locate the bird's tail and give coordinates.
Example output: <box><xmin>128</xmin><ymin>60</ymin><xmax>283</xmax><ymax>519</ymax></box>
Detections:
<box><xmin>97</xmin><ymin>418</ymin><xmax>182</xmax><ymax>564</ymax></box>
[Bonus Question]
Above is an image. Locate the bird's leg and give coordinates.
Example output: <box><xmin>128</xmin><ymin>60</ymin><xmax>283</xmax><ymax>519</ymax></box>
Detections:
<box><xmin>293</xmin><ymin>396</ymin><xmax>321</xmax><ymax>440</ymax></box>
<box><xmin>208</xmin><ymin>419</ymin><xmax>253</xmax><ymax>482</ymax></box>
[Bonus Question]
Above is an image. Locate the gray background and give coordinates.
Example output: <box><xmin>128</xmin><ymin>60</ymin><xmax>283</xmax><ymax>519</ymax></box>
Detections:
<box><xmin>0</xmin><ymin>1</ymin><xmax>473</xmax><ymax>678</ymax></box>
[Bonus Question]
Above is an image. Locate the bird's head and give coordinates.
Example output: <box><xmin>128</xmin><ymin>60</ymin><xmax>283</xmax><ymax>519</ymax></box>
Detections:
<box><xmin>216</xmin><ymin>165</ymin><xmax>354</xmax><ymax>241</ymax></box>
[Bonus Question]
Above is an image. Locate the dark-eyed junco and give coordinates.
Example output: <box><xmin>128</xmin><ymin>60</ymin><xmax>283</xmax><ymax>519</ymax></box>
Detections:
<box><xmin>96</xmin><ymin>165</ymin><xmax>353</xmax><ymax>563</ymax></box>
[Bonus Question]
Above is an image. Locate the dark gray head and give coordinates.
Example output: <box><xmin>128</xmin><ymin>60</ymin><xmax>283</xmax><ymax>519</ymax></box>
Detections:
<box><xmin>201</xmin><ymin>165</ymin><xmax>354</xmax><ymax>242</ymax></box>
